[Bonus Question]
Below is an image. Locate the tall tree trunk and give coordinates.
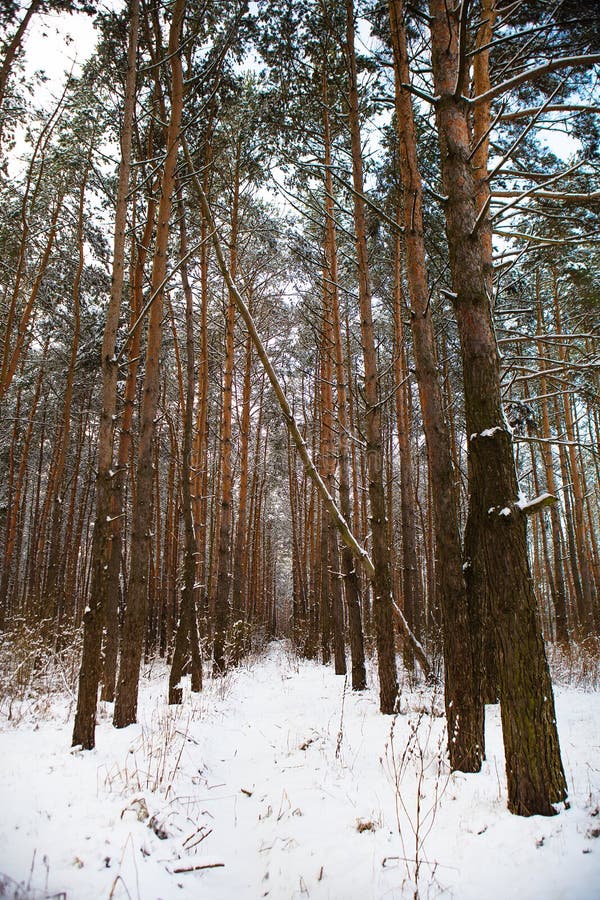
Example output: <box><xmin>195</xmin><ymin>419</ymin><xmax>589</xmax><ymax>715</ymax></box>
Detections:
<box><xmin>213</xmin><ymin>153</ymin><xmax>239</xmax><ymax>674</ymax></box>
<box><xmin>428</xmin><ymin>0</ymin><xmax>566</xmax><ymax>815</ymax></box>
<box><xmin>230</xmin><ymin>329</ymin><xmax>252</xmax><ymax>662</ymax></box>
<box><xmin>323</xmin><ymin>90</ymin><xmax>366</xmax><ymax>689</ymax></box>
<box><xmin>389</xmin><ymin>0</ymin><xmax>482</xmax><ymax>767</ymax></box>
<box><xmin>102</xmin><ymin>182</ymin><xmax>157</xmax><ymax>703</ymax></box>
<box><xmin>72</xmin><ymin>0</ymin><xmax>139</xmax><ymax>748</ymax></box>
<box><xmin>535</xmin><ymin>275</ymin><xmax>570</xmax><ymax>643</ymax></box>
<box><xmin>345</xmin><ymin>0</ymin><xmax>398</xmax><ymax>713</ymax></box>
<box><xmin>169</xmin><ymin>193</ymin><xmax>202</xmax><ymax>703</ymax></box>
<box><xmin>191</xmin><ymin>102</ymin><xmax>217</xmax><ymax>638</ymax></box>
<box><xmin>114</xmin><ymin>0</ymin><xmax>185</xmax><ymax>729</ymax></box>
<box><xmin>320</xmin><ymin>72</ymin><xmax>349</xmax><ymax>677</ymax></box>
<box><xmin>44</xmin><ymin>163</ymin><xmax>87</xmax><ymax>625</ymax></box>
<box><xmin>391</xmin><ymin>255</ymin><xmax>420</xmax><ymax>664</ymax></box>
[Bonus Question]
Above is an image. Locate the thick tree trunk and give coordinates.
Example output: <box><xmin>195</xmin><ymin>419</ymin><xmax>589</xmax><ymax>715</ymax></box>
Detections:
<box><xmin>428</xmin><ymin>0</ymin><xmax>567</xmax><ymax>815</ymax></box>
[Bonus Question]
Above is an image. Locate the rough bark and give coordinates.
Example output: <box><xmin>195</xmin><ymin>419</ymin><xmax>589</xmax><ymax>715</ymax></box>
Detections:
<box><xmin>428</xmin><ymin>0</ymin><xmax>567</xmax><ymax>815</ymax></box>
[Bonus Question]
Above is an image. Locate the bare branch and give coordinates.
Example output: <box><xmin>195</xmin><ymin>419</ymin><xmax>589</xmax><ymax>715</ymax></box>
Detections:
<box><xmin>471</xmin><ymin>54</ymin><xmax>600</xmax><ymax>106</ymax></box>
<box><xmin>500</xmin><ymin>103</ymin><xmax>600</xmax><ymax>122</ymax></box>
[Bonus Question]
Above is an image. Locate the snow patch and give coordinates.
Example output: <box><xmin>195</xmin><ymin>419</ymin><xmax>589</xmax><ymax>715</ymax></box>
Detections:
<box><xmin>0</xmin><ymin>645</ymin><xmax>598</xmax><ymax>900</ymax></box>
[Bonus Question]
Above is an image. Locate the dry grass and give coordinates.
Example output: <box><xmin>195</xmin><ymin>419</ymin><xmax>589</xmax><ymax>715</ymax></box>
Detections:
<box><xmin>547</xmin><ymin>637</ymin><xmax>600</xmax><ymax>692</ymax></box>
<box><xmin>0</xmin><ymin>619</ymin><xmax>81</xmax><ymax>724</ymax></box>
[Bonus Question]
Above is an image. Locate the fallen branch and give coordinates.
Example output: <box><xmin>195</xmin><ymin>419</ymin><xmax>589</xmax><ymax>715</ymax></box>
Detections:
<box><xmin>172</xmin><ymin>862</ymin><xmax>224</xmax><ymax>874</ymax></box>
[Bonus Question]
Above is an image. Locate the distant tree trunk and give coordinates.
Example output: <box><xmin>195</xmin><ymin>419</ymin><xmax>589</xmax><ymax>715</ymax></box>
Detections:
<box><xmin>44</xmin><ymin>163</ymin><xmax>87</xmax><ymax>625</ymax></box>
<box><xmin>391</xmin><ymin>251</ymin><xmax>420</xmax><ymax>663</ymax></box>
<box><xmin>535</xmin><ymin>275</ymin><xmax>569</xmax><ymax>643</ymax></box>
<box><xmin>320</xmin><ymin>73</ymin><xmax>349</xmax><ymax>677</ymax></box>
<box><xmin>169</xmin><ymin>194</ymin><xmax>202</xmax><ymax>703</ymax></box>
<box><xmin>0</xmin><ymin>341</ymin><xmax>48</xmax><ymax>623</ymax></box>
<box><xmin>72</xmin><ymin>0</ymin><xmax>139</xmax><ymax>747</ymax></box>
<box><xmin>428</xmin><ymin>0</ymin><xmax>566</xmax><ymax>815</ymax></box>
<box><xmin>114</xmin><ymin>0</ymin><xmax>185</xmax><ymax>729</ymax></box>
<box><xmin>230</xmin><ymin>329</ymin><xmax>252</xmax><ymax>663</ymax></box>
<box><xmin>102</xmin><ymin>181</ymin><xmax>157</xmax><ymax>704</ymax></box>
<box><xmin>191</xmin><ymin>103</ymin><xmax>217</xmax><ymax>640</ymax></box>
<box><xmin>318</xmin><ymin>340</ymin><xmax>332</xmax><ymax>666</ymax></box>
<box><xmin>213</xmin><ymin>154</ymin><xmax>239</xmax><ymax>674</ymax></box>
<box><xmin>322</xmin><ymin>94</ymin><xmax>366</xmax><ymax>689</ymax></box>
<box><xmin>551</xmin><ymin>268</ymin><xmax>597</xmax><ymax>634</ymax></box>
<box><xmin>345</xmin><ymin>0</ymin><xmax>398</xmax><ymax>713</ymax></box>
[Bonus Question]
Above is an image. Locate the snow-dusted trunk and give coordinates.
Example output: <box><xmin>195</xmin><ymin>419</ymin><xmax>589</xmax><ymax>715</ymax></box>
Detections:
<box><xmin>428</xmin><ymin>0</ymin><xmax>566</xmax><ymax>814</ymax></box>
<box><xmin>72</xmin><ymin>0</ymin><xmax>139</xmax><ymax>749</ymax></box>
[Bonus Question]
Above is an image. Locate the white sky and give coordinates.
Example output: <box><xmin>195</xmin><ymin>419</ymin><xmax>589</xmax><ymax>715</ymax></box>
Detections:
<box><xmin>22</xmin><ymin>1</ymin><xmax>123</xmax><ymax>96</ymax></box>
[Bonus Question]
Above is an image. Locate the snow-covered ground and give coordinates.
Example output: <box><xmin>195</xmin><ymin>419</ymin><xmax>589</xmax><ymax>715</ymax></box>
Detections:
<box><xmin>0</xmin><ymin>642</ymin><xmax>599</xmax><ymax>899</ymax></box>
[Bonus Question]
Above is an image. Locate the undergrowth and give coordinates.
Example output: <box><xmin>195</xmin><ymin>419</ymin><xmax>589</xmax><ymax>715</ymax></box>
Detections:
<box><xmin>0</xmin><ymin>618</ymin><xmax>82</xmax><ymax>723</ymax></box>
<box><xmin>547</xmin><ymin>637</ymin><xmax>600</xmax><ymax>691</ymax></box>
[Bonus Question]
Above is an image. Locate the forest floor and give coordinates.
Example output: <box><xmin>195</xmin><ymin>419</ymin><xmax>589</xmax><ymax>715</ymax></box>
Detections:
<box><xmin>0</xmin><ymin>641</ymin><xmax>599</xmax><ymax>900</ymax></box>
